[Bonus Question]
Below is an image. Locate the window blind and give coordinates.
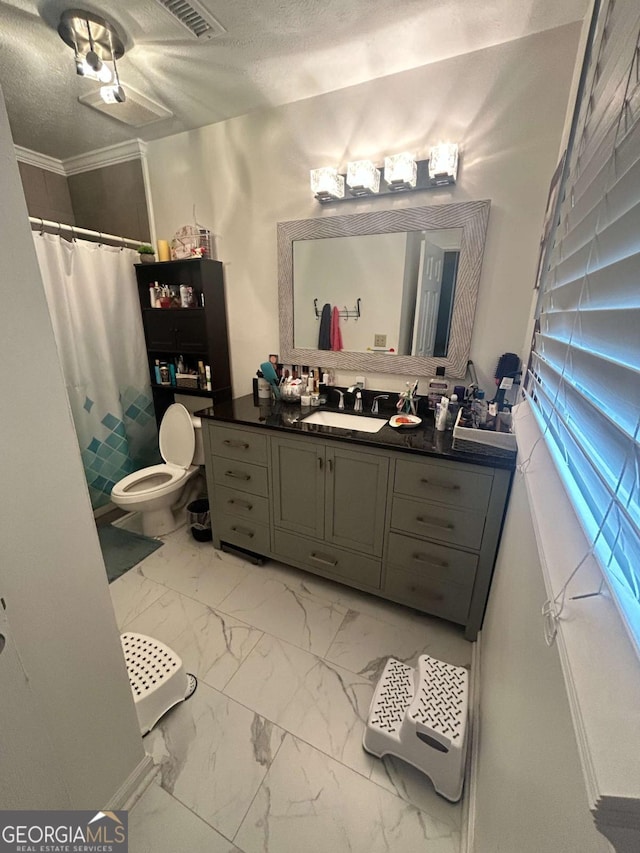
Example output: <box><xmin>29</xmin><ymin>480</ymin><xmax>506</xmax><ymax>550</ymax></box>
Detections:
<box><xmin>527</xmin><ymin>0</ymin><xmax>640</xmax><ymax>653</ymax></box>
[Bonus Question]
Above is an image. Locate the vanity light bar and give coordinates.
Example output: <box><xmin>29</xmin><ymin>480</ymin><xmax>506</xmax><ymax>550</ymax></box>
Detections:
<box><xmin>310</xmin><ymin>144</ymin><xmax>459</xmax><ymax>203</ymax></box>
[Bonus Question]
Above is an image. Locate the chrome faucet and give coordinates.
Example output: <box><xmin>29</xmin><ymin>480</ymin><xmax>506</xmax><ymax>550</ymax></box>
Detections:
<box><xmin>334</xmin><ymin>389</ymin><xmax>345</xmax><ymax>410</ymax></box>
<box><xmin>371</xmin><ymin>394</ymin><xmax>389</xmax><ymax>414</ymax></box>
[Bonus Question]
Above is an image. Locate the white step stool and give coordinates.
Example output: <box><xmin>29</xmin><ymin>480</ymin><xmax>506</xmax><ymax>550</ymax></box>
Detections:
<box><xmin>363</xmin><ymin>654</ymin><xmax>469</xmax><ymax>802</ymax></box>
<box><xmin>121</xmin><ymin>632</ymin><xmax>197</xmax><ymax>735</ymax></box>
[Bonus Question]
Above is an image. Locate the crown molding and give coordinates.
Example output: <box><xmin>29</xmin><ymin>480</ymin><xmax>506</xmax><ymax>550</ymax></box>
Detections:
<box><xmin>63</xmin><ymin>139</ymin><xmax>148</xmax><ymax>176</ymax></box>
<box><xmin>14</xmin><ymin>146</ymin><xmax>66</xmax><ymax>176</ymax></box>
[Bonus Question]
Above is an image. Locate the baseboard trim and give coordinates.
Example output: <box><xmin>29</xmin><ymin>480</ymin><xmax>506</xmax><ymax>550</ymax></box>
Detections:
<box><xmin>461</xmin><ymin>630</ymin><xmax>481</xmax><ymax>853</ymax></box>
<box><xmin>106</xmin><ymin>754</ymin><xmax>157</xmax><ymax>811</ymax></box>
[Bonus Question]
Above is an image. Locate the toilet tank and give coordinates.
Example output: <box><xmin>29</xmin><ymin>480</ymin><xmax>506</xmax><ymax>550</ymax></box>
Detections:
<box><xmin>191</xmin><ymin>415</ymin><xmax>205</xmax><ymax>465</ymax></box>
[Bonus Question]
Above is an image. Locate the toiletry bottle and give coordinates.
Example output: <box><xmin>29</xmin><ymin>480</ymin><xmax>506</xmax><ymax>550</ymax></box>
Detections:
<box><xmin>427</xmin><ymin>366</ymin><xmax>449</xmax><ymax>410</ymax></box>
<box><xmin>473</xmin><ymin>389</ymin><xmax>488</xmax><ymax>427</ymax></box>
<box><xmin>149</xmin><ymin>285</ymin><xmax>157</xmax><ymax>308</ymax></box>
<box><xmin>205</xmin><ymin>365</ymin><xmax>212</xmax><ymax>392</ymax></box>
<box><xmin>447</xmin><ymin>394</ymin><xmax>460</xmax><ymax>430</ymax></box>
<box><xmin>177</xmin><ymin>354</ymin><xmax>185</xmax><ymax>374</ymax></box>
<box><xmin>154</xmin><ymin>359</ymin><xmax>162</xmax><ymax>384</ymax></box>
<box><xmin>435</xmin><ymin>395</ymin><xmax>449</xmax><ymax>431</ymax></box>
<box><xmin>159</xmin><ymin>362</ymin><xmax>171</xmax><ymax>385</ymax></box>
<box><xmin>168</xmin><ymin>362</ymin><xmax>176</xmax><ymax>386</ymax></box>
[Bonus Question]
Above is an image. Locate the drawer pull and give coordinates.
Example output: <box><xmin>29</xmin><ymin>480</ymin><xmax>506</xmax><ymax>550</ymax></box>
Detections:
<box><xmin>223</xmin><ymin>439</ymin><xmax>250</xmax><ymax>450</ymax></box>
<box><xmin>230</xmin><ymin>525</ymin><xmax>254</xmax><ymax>539</ymax></box>
<box><xmin>228</xmin><ymin>498</ymin><xmax>253</xmax><ymax>511</ymax></box>
<box><xmin>415</xmin><ymin>516</ymin><xmax>454</xmax><ymax>531</ymax></box>
<box><xmin>318</xmin><ymin>456</ymin><xmax>323</xmax><ymax>470</ymax></box>
<box><xmin>408</xmin><ymin>584</ymin><xmax>444</xmax><ymax>601</ymax></box>
<box><xmin>420</xmin><ymin>478</ymin><xmax>460</xmax><ymax>491</ymax></box>
<box><xmin>309</xmin><ymin>552</ymin><xmax>338</xmax><ymax>568</ymax></box>
<box><xmin>225</xmin><ymin>470</ymin><xmax>251</xmax><ymax>481</ymax></box>
<box><xmin>412</xmin><ymin>553</ymin><xmax>449</xmax><ymax>569</ymax></box>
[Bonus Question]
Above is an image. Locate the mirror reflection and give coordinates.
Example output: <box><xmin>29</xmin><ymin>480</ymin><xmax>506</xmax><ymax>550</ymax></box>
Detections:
<box><xmin>293</xmin><ymin>228</ymin><xmax>462</xmax><ymax>357</ymax></box>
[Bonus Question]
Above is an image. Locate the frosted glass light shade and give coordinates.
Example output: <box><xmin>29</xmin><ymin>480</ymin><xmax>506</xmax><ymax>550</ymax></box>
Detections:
<box><xmin>384</xmin><ymin>153</ymin><xmax>417</xmax><ymax>190</ymax></box>
<box><xmin>346</xmin><ymin>160</ymin><xmax>381</xmax><ymax>195</ymax></box>
<box><xmin>310</xmin><ymin>167</ymin><xmax>345</xmax><ymax>201</ymax></box>
<box><xmin>428</xmin><ymin>144</ymin><xmax>459</xmax><ymax>185</ymax></box>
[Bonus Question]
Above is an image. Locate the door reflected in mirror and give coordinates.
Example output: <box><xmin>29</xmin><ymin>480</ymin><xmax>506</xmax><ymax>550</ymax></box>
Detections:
<box><xmin>293</xmin><ymin>228</ymin><xmax>462</xmax><ymax>357</ymax></box>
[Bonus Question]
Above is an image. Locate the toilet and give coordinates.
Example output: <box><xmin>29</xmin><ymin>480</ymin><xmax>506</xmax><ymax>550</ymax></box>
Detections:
<box><xmin>111</xmin><ymin>403</ymin><xmax>205</xmax><ymax>537</ymax></box>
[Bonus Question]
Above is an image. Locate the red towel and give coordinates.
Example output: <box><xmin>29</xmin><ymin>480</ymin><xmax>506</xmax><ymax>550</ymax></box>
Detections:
<box><xmin>330</xmin><ymin>306</ymin><xmax>343</xmax><ymax>351</ymax></box>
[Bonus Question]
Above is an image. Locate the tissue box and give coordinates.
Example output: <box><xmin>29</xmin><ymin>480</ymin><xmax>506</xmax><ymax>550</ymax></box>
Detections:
<box><xmin>452</xmin><ymin>408</ymin><xmax>517</xmax><ymax>458</ymax></box>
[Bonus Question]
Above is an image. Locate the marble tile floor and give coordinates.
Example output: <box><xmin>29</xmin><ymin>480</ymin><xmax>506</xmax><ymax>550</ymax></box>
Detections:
<box><xmin>112</xmin><ymin>524</ymin><xmax>473</xmax><ymax>853</ymax></box>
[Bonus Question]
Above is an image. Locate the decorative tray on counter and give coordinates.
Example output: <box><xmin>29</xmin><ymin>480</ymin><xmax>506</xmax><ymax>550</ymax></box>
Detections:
<box><xmin>452</xmin><ymin>408</ymin><xmax>517</xmax><ymax>457</ymax></box>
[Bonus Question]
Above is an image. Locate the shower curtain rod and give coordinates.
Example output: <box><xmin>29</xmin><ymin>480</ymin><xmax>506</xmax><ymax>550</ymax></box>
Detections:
<box><xmin>29</xmin><ymin>216</ymin><xmax>143</xmax><ymax>250</ymax></box>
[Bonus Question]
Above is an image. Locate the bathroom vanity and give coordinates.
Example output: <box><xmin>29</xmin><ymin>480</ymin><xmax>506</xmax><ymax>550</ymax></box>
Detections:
<box><xmin>197</xmin><ymin>395</ymin><xmax>515</xmax><ymax>641</ymax></box>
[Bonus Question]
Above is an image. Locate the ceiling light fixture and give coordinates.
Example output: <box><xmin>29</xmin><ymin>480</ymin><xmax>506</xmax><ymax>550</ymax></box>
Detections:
<box><xmin>58</xmin><ymin>10</ymin><xmax>126</xmax><ymax>104</ymax></box>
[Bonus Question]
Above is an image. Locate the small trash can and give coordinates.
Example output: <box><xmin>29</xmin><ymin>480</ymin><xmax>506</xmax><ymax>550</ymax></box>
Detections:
<box><xmin>186</xmin><ymin>498</ymin><xmax>212</xmax><ymax>542</ymax></box>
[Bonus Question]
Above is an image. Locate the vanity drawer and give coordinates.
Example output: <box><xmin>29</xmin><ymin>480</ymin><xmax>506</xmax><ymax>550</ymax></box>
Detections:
<box><xmin>215</xmin><ymin>513</ymin><xmax>270</xmax><ymax>554</ymax></box>
<box><xmin>274</xmin><ymin>529</ymin><xmax>381</xmax><ymax>589</ymax></box>
<box><xmin>387</xmin><ymin>532</ymin><xmax>477</xmax><ymax>587</ymax></box>
<box><xmin>215</xmin><ymin>485</ymin><xmax>270</xmax><ymax>526</ymax></box>
<box><xmin>211</xmin><ymin>456</ymin><xmax>269</xmax><ymax>497</ymax></box>
<box><xmin>394</xmin><ymin>458</ymin><xmax>492</xmax><ymax>512</ymax></box>
<box><xmin>207</xmin><ymin>423</ymin><xmax>268</xmax><ymax>465</ymax></box>
<box><xmin>384</xmin><ymin>566</ymin><xmax>472</xmax><ymax>625</ymax></box>
<box><xmin>391</xmin><ymin>495</ymin><xmax>485</xmax><ymax>550</ymax></box>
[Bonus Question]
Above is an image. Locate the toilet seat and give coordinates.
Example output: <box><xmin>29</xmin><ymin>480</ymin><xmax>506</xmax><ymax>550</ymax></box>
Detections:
<box><xmin>110</xmin><ymin>404</ymin><xmax>197</xmax><ymax>506</ymax></box>
<box><xmin>111</xmin><ymin>463</ymin><xmax>192</xmax><ymax>505</ymax></box>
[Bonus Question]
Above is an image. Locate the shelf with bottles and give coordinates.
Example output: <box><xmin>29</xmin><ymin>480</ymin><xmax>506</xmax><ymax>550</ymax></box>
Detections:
<box><xmin>150</xmin><ymin>354</ymin><xmax>213</xmax><ymax>394</ymax></box>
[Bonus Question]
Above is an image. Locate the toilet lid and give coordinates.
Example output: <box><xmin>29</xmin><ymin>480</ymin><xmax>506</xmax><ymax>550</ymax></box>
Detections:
<box><xmin>159</xmin><ymin>404</ymin><xmax>195</xmax><ymax>469</ymax></box>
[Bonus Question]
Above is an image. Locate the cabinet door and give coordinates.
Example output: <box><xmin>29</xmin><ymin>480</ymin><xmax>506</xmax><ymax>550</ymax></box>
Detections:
<box><xmin>271</xmin><ymin>436</ymin><xmax>324</xmax><ymax>538</ymax></box>
<box><xmin>325</xmin><ymin>445</ymin><xmax>388</xmax><ymax>556</ymax></box>
<box><xmin>143</xmin><ymin>310</ymin><xmax>178</xmax><ymax>350</ymax></box>
<box><xmin>175</xmin><ymin>311</ymin><xmax>207</xmax><ymax>353</ymax></box>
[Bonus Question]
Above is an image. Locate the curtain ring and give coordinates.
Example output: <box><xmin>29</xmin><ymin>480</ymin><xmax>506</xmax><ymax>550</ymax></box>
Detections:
<box><xmin>57</xmin><ymin>222</ymin><xmax>62</xmax><ymax>237</ymax></box>
<box><xmin>39</xmin><ymin>218</ymin><xmax>45</xmax><ymax>236</ymax></box>
<box><xmin>70</xmin><ymin>225</ymin><xmax>76</xmax><ymax>242</ymax></box>
<box><xmin>98</xmin><ymin>232</ymin><xmax>103</xmax><ymax>246</ymax></box>
<box><xmin>121</xmin><ymin>235</ymin><xmax>126</xmax><ymax>251</ymax></box>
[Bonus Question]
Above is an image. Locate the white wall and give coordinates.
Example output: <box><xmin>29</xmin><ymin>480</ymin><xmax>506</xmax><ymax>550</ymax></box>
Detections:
<box><xmin>472</xmin><ymin>475</ymin><xmax>611</xmax><ymax>852</ymax></box>
<box><xmin>146</xmin><ymin>23</ymin><xmax>580</xmax><ymax>398</ymax></box>
<box><xmin>0</xmin><ymin>86</ymin><xmax>145</xmax><ymax>808</ymax></box>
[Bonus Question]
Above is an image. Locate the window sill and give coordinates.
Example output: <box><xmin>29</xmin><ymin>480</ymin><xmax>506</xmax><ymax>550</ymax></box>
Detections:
<box><xmin>513</xmin><ymin>399</ymin><xmax>640</xmax><ymax>848</ymax></box>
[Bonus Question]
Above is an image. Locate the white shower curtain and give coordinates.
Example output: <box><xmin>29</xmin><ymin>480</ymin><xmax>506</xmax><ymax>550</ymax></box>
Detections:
<box><xmin>34</xmin><ymin>232</ymin><xmax>159</xmax><ymax>509</ymax></box>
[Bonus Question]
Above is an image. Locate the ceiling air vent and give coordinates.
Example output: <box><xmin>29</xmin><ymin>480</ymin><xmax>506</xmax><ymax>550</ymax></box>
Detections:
<box><xmin>156</xmin><ymin>0</ymin><xmax>226</xmax><ymax>40</ymax></box>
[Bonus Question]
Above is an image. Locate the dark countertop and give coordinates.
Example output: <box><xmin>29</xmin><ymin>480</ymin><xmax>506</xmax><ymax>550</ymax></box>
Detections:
<box><xmin>195</xmin><ymin>394</ymin><xmax>517</xmax><ymax>472</ymax></box>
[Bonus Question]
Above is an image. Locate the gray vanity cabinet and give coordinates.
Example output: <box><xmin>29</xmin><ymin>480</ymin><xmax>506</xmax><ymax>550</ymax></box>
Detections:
<box><xmin>270</xmin><ymin>435</ymin><xmax>388</xmax><ymax>557</ymax></box>
<box><xmin>203</xmin><ymin>417</ymin><xmax>511</xmax><ymax>641</ymax></box>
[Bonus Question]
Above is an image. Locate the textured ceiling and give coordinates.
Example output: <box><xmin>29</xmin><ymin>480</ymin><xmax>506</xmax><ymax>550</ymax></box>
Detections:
<box><xmin>0</xmin><ymin>0</ymin><xmax>589</xmax><ymax>159</ymax></box>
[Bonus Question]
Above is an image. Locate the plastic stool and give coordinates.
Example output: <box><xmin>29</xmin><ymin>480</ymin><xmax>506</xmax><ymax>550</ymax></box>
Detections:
<box><xmin>363</xmin><ymin>654</ymin><xmax>469</xmax><ymax>802</ymax></box>
<box><xmin>121</xmin><ymin>632</ymin><xmax>196</xmax><ymax>735</ymax></box>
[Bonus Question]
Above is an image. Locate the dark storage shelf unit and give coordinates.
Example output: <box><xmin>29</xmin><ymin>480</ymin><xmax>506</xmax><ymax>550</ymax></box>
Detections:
<box><xmin>135</xmin><ymin>258</ymin><xmax>232</xmax><ymax>425</ymax></box>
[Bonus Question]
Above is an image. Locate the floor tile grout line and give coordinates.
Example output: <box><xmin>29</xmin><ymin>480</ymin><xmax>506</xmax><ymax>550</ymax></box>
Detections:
<box><xmin>152</xmin><ymin>782</ymin><xmax>250</xmax><ymax>851</ymax></box>
<box><xmin>229</xmin><ymin>730</ymin><xmax>290</xmax><ymax>845</ymax></box>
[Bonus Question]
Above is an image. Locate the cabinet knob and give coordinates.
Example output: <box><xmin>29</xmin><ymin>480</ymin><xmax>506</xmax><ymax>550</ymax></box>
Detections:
<box><xmin>420</xmin><ymin>478</ymin><xmax>460</xmax><ymax>491</ymax></box>
<box><xmin>225</xmin><ymin>470</ymin><xmax>251</xmax><ymax>481</ymax></box>
<box><xmin>230</xmin><ymin>525</ymin><xmax>254</xmax><ymax>538</ymax></box>
<box><xmin>224</xmin><ymin>439</ymin><xmax>250</xmax><ymax>450</ymax></box>
<box><xmin>415</xmin><ymin>516</ymin><xmax>454</xmax><ymax>531</ymax></box>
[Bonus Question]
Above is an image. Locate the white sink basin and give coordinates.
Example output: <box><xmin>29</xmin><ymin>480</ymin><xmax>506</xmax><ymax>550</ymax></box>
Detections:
<box><xmin>300</xmin><ymin>410</ymin><xmax>387</xmax><ymax>433</ymax></box>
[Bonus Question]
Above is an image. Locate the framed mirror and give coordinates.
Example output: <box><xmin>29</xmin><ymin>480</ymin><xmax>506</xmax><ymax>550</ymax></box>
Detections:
<box><xmin>278</xmin><ymin>200</ymin><xmax>490</xmax><ymax>378</ymax></box>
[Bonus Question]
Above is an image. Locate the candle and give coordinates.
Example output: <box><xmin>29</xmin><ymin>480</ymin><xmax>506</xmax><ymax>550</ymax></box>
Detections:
<box><xmin>157</xmin><ymin>239</ymin><xmax>170</xmax><ymax>261</ymax></box>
